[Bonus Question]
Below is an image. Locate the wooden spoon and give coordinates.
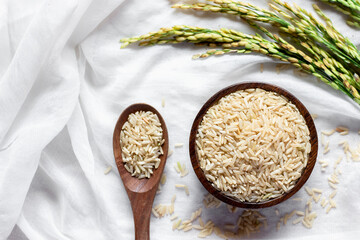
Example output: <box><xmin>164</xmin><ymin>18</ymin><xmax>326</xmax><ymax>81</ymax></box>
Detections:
<box><xmin>113</xmin><ymin>103</ymin><xmax>169</xmax><ymax>240</ymax></box>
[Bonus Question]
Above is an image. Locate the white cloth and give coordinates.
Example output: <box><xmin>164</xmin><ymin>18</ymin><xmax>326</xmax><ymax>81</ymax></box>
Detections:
<box><xmin>1</xmin><ymin>0</ymin><xmax>360</xmax><ymax>239</ymax></box>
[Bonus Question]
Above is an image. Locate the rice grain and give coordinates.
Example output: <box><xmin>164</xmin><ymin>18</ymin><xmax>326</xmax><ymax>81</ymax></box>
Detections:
<box><xmin>321</xmin><ymin>130</ymin><xmax>335</xmax><ymax>136</ymax></box>
<box><xmin>292</xmin><ymin>217</ymin><xmax>303</xmax><ymax>224</ymax></box>
<box><xmin>104</xmin><ymin>166</ymin><xmax>112</xmax><ymax>175</ymax></box>
<box><xmin>174</xmin><ymin>143</ymin><xmax>184</xmax><ymax>148</ymax></box>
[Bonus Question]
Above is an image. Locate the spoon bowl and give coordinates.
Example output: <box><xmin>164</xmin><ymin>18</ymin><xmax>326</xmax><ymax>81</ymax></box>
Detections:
<box><xmin>113</xmin><ymin>103</ymin><xmax>168</xmax><ymax>240</ymax></box>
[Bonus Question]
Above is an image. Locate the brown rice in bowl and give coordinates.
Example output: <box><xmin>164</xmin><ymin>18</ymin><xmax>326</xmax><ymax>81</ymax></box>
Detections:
<box><xmin>190</xmin><ymin>83</ymin><xmax>317</xmax><ymax>207</ymax></box>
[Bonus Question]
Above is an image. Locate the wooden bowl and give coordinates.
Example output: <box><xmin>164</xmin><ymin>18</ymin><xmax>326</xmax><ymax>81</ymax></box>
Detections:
<box><xmin>189</xmin><ymin>82</ymin><xmax>318</xmax><ymax>208</ymax></box>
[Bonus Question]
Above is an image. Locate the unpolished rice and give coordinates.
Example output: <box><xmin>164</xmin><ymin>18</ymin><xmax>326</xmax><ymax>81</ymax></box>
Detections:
<box><xmin>183</xmin><ymin>225</ymin><xmax>193</xmax><ymax>232</ymax></box>
<box><xmin>161</xmin><ymin>174</ymin><xmax>167</xmax><ymax>185</ymax></box>
<box><xmin>312</xmin><ymin>188</ymin><xmax>323</xmax><ymax>194</ymax></box>
<box><xmin>296</xmin><ymin>211</ymin><xmax>304</xmax><ymax>216</ymax></box>
<box><xmin>196</xmin><ymin>88</ymin><xmax>311</xmax><ymax>202</ymax></box>
<box><xmin>168</xmin><ymin>149</ymin><xmax>174</xmax><ymax>157</ymax></box>
<box><xmin>193</xmin><ymin>225</ymin><xmax>204</xmax><ymax>230</ymax></box>
<box><xmin>329</xmin><ymin>190</ymin><xmax>337</xmax><ymax>199</ymax></box>
<box><xmin>152</xmin><ymin>208</ymin><xmax>159</xmax><ymax>218</ymax></box>
<box><xmin>329</xmin><ymin>182</ymin><xmax>338</xmax><ymax>189</ymax></box>
<box><xmin>329</xmin><ymin>199</ymin><xmax>337</xmax><ymax>208</ymax></box>
<box><xmin>104</xmin><ymin>166</ymin><xmax>112</xmax><ymax>175</ymax></box>
<box><xmin>190</xmin><ymin>208</ymin><xmax>202</xmax><ymax>222</ymax></box>
<box><xmin>336</xmin><ymin>126</ymin><xmax>348</xmax><ymax>133</ymax></box>
<box><xmin>313</xmin><ymin>194</ymin><xmax>321</xmax><ymax>203</ymax></box>
<box><xmin>175</xmin><ymin>184</ymin><xmax>190</xmax><ymax>196</ymax></box>
<box><xmin>170</xmin><ymin>215</ymin><xmax>178</xmax><ymax>221</ymax></box>
<box><xmin>227</xmin><ymin>204</ymin><xmax>238</xmax><ymax>213</ymax></box>
<box><xmin>172</xmin><ymin>219</ymin><xmax>182</xmax><ymax>230</ymax></box>
<box><xmin>310</xmin><ymin>113</ymin><xmax>318</xmax><ymax>120</ymax></box>
<box><xmin>321</xmin><ymin>198</ymin><xmax>328</xmax><ymax>208</ymax></box>
<box><xmin>276</xmin><ymin>222</ymin><xmax>281</xmax><ymax>231</ymax></box>
<box><xmin>175</xmin><ymin>209</ymin><xmax>267</xmax><ymax>238</ymax></box>
<box><xmin>293</xmin><ymin>217</ymin><xmax>303</xmax><ymax>225</ymax></box>
<box><xmin>275</xmin><ymin>209</ymin><xmax>280</xmax><ymax>216</ymax></box>
<box><xmin>326</xmin><ymin>205</ymin><xmax>332</xmax><ymax>213</ymax></box>
<box><xmin>305</xmin><ymin>186</ymin><xmax>313</xmax><ymax>196</ymax></box>
<box><xmin>203</xmin><ymin>193</ymin><xmax>222</xmax><ymax>208</ymax></box>
<box><xmin>321</xmin><ymin>129</ymin><xmax>335</xmax><ymax>136</ymax></box>
<box><xmin>120</xmin><ymin>111</ymin><xmax>164</xmax><ymax>179</ymax></box>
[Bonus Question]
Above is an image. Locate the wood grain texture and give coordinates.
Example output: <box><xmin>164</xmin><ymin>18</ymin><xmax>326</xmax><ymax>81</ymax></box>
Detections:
<box><xmin>189</xmin><ymin>82</ymin><xmax>318</xmax><ymax>209</ymax></box>
<box><xmin>113</xmin><ymin>103</ymin><xmax>169</xmax><ymax>240</ymax></box>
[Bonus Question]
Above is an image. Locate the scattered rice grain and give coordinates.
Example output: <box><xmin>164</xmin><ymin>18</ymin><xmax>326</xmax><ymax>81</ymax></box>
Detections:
<box><xmin>104</xmin><ymin>166</ymin><xmax>112</xmax><ymax>175</ymax></box>
<box><xmin>276</xmin><ymin>222</ymin><xmax>281</xmax><ymax>231</ymax></box>
<box><xmin>329</xmin><ymin>190</ymin><xmax>337</xmax><ymax>199</ymax></box>
<box><xmin>329</xmin><ymin>182</ymin><xmax>338</xmax><ymax>189</ymax></box>
<box><xmin>305</xmin><ymin>187</ymin><xmax>313</xmax><ymax>196</ymax></box>
<box><xmin>312</xmin><ymin>188</ymin><xmax>323</xmax><ymax>194</ymax></box>
<box><xmin>227</xmin><ymin>204</ymin><xmax>238</xmax><ymax>213</ymax></box>
<box><xmin>183</xmin><ymin>225</ymin><xmax>193</xmax><ymax>232</ymax></box>
<box><xmin>308</xmin><ymin>202</ymin><xmax>313</xmax><ymax>211</ymax></box>
<box><xmin>190</xmin><ymin>208</ymin><xmax>202</xmax><ymax>222</ymax></box>
<box><xmin>311</xmin><ymin>114</ymin><xmax>318</xmax><ymax>119</ymax></box>
<box><xmin>292</xmin><ymin>217</ymin><xmax>303</xmax><ymax>225</ymax></box>
<box><xmin>173</xmin><ymin>219</ymin><xmax>182</xmax><ymax>230</ymax></box>
<box><xmin>175</xmin><ymin>184</ymin><xmax>189</xmax><ymax>196</ymax></box>
<box><xmin>296</xmin><ymin>211</ymin><xmax>304</xmax><ymax>216</ymax></box>
<box><xmin>321</xmin><ymin>130</ymin><xmax>335</xmax><ymax>136</ymax></box>
<box><xmin>275</xmin><ymin>209</ymin><xmax>280</xmax><ymax>216</ymax></box>
<box><xmin>326</xmin><ymin>205</ymin><xmax>332</xmax><ymax>214</ymax></box>
<box><xmin>161</xmin><ymin>174</ymin><xmax>166</xmax><ymax>185</ymax></box>
<box><xmin>168</xmin><ymin>149</ymin><xmax>173</xmax><ymax>157</ymax></box>
<box><xmin>152</xmin><ymin>208</ymin><xmax>159</xmax><ymax>218</ymax></box>
<box><xmin>193</xmin><ymin>225</ymin><xmax>204</xmax><ymax>230</ymax></box>
<box><xmin>321</xmin><ymin>134</ymin><xmax>325</xmax><ymax>146</ymax></box>
<box><xmin>322</xmin><ymin>199</ymin><xmax>329</xmax><ymax>208</ymax></box>
<box><xmin>314</xmin><ymin>194</ymin><xmax>321</xmax><ymax>203</ymax></box>
<box><xmin>302</xmin><ymin>219</ymin><xmax>312</xmax><ymax>229</ymax></box>
<box><xmin>199</xmin><ymin>217</ymin><xmax>204</xmax><ymax>227</ymax></box>
<box><xmin>170</xmin><ymin>215</ymin><xmax>178</xmax><ymax>221</ymax></box>
<box><xmin>174</xmin><ymin>164</ymin><xmax>180</xmax><ymax>173</ymax></box>
<box><xmin>224</xmin><ymin>224</ymin><xmax>235</xmax><ymax>230</ymax></box>
<box><xmin>336</xmin><ymin>126</ymin><xmax>348</xmax><ymax>133</ymax></box>
<box><xmin>329</xmin><ymin>199</ymin><xmax>337</xmax><ymax>208</ymax></box>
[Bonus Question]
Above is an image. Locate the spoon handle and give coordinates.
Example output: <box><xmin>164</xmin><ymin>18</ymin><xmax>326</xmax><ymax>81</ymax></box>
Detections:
<box><xmin>128</xmin><ymin>189</ymin><xmax>157</xmax><ymax>240</ymax></box>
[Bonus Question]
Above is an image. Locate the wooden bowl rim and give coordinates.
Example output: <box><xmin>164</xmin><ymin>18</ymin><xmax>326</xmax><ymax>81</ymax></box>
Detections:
<box><xmin>189</xmin><ymin>82</ymin><xmax>318</xmax><ymax>208</ymax></box>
